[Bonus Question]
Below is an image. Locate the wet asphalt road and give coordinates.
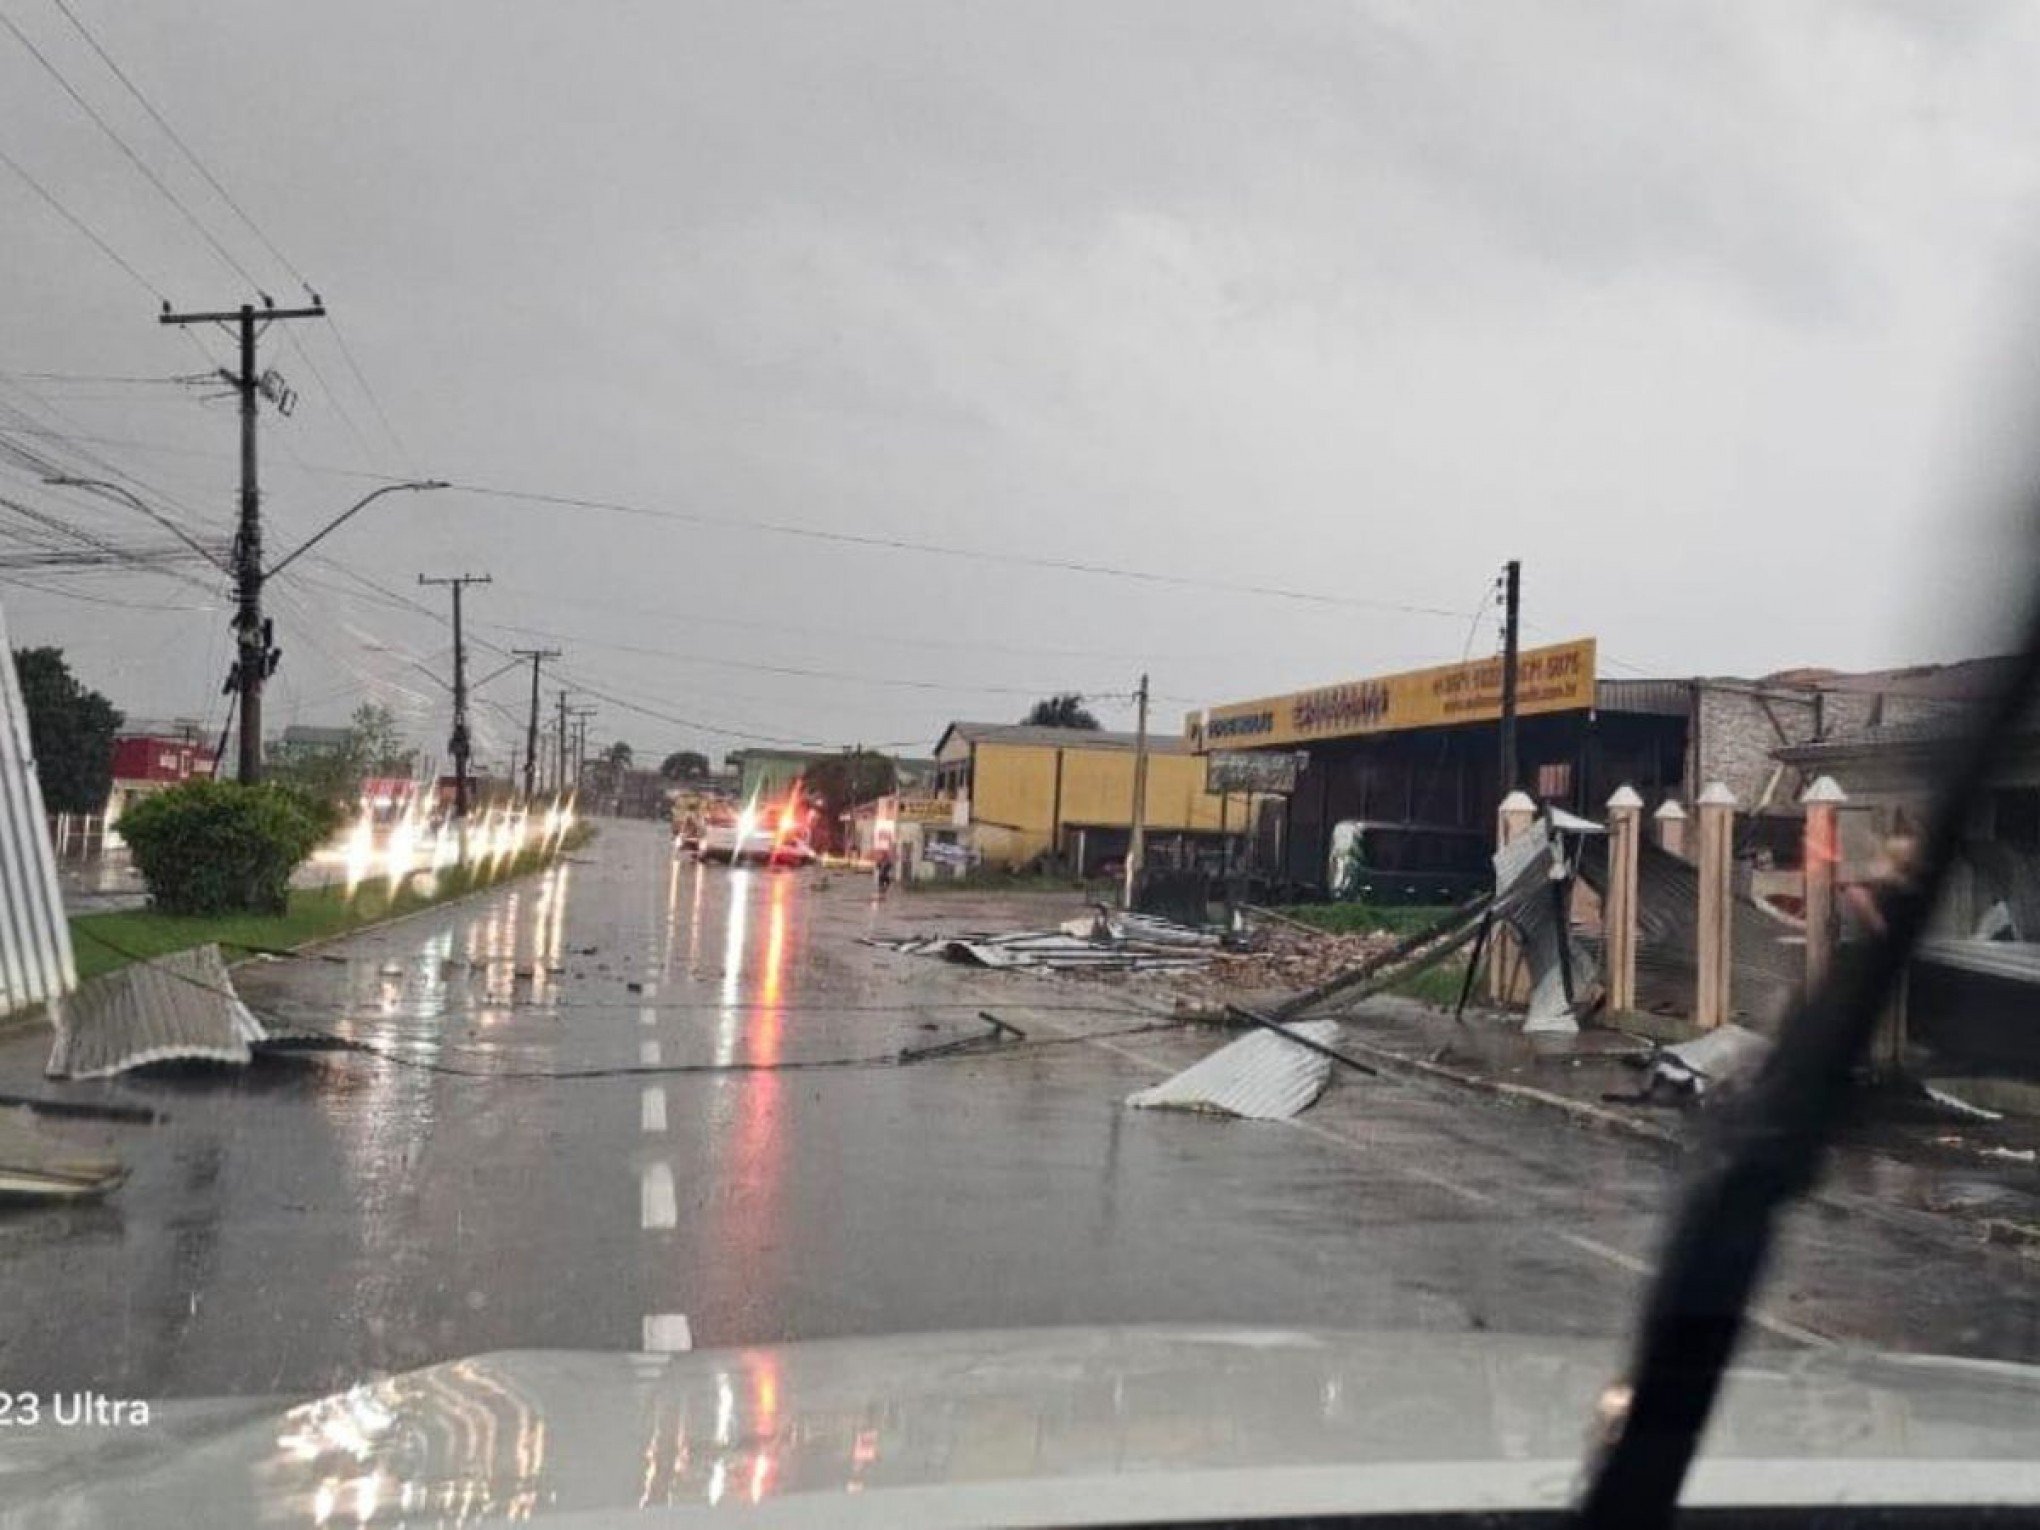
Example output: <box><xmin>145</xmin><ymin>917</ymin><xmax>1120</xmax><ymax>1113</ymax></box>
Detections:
<box><xmin>1</xmin><ymin>819</ymin><xmax>2035</xmax><ymax>1402</ymax></box>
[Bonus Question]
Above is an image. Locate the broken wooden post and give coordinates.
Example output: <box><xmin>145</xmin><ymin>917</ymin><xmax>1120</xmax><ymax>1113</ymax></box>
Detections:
<box><xmin>1490</xmin><ymin>790</ymin><xmax>1536</xmax><ymax>1005</ymax></box>
<box><xmin>1695</xmin><ymin>781</ymin><xmax>1737</xmax><ymax>1030</ymax></box>
<box><xmin>1654</xmin><ymin>797</ymin><xmax>1687</xmax><ymax>859</ymax></box>
<box><xmin>1801</xmin><ymin>775</ymin><xmax>1845</xmax><ymax>994</ymax></box>
<box><xmin>1605</xmin><ymin>785</ymin><xmax>1643</xmax><ymax>1015</ymax></box>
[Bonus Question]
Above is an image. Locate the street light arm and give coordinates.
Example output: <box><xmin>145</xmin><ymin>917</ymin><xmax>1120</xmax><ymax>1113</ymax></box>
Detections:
<box><xmin>42</xmin><ymin>477</ymin><xmax>230</xmax><ymax>574</ymax></box>
<box><xmin>264</xmin><ymin>480</ymin><xmax>448</xmax><ymax>580</ymax></box>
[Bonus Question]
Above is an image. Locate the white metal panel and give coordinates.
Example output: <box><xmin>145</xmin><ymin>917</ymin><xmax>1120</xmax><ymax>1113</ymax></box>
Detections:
<box><xmin>1126</xmin><ymin>1019</ymin><xmax>1340</xmax><ymax>1120</ymax></box>
<box><xmin>0</xmin><ymin>602</ymin><xmax>77</xmax><ymax>1018</ymax></box>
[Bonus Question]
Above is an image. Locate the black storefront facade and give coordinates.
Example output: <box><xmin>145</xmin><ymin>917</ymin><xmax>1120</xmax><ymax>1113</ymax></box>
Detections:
<box><xmin>1269</xmin><ymin>698</ymin><xmax>1689</xmax><ymax>892</ymax></box>
<box><xmin>1189</xmin><ymin>641</ymin><xmax>1697</xmax><ymax>896</ymax></box>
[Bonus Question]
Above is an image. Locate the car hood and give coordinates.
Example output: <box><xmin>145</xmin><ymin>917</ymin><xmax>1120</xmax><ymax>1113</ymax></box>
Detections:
<box><xmin>3</xmin><ymin>1326</ymin><xmax>2037</xmax><ymax>1527</ymax></box>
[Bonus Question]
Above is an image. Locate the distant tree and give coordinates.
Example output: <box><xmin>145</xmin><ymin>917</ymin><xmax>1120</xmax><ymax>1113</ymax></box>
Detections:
<box><xmin>659</xmin><ymin>750</ymin><xmax>710</xmax><ymax>781</ymax></box>
<box><xmin>349</xmin><ymin>702</ymin><xmax>414</xmax><ymax>774</ymax></box>
<box><xmin>601</xmin><ymin>740</ymin><xmax>634</xmax><ymax>769</ymax></box>
<box><xmin>11</xmin><ymin>647</ymin><xmax>122</xmax><ymax>813</ymax></box>
<box><xmin>806</xmin><ymin>749</ymin><xmax>896</xmax><ymax>828</ymax></box>
<box><xmin>1023</xmin><ymin>693</ymin><xmax>1101</xmax><ymax>730</ymax></box>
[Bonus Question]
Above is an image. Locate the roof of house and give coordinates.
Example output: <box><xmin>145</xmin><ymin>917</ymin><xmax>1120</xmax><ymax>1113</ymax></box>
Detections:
<box><xmin>935</xmin><ymin>722</ymin><xmax>1191</xmax><ymax>756</ymax></box>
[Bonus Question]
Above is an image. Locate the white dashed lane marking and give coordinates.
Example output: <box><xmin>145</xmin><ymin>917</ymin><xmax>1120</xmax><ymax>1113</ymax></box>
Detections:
<box><xmin>641</xmin><ymin>1086</ymin><xmax>667</xmax><ymax>1134</ymax></box>
<box><xmin>640</xmin><ymin>1039</ymin><xmax>661</xmax><ymax>1066</ymax></box>
<box><xmin>641</xmin><ymin>1162</ymin><xmax>677</xmax><ymax>1229</ymax></box>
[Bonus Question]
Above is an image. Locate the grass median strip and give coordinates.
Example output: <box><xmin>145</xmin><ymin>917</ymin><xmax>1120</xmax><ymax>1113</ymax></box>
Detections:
<box><xmin>68</xmin><ymin>835</ymin><xmax>586</xmax><ymax>982</ymax></box>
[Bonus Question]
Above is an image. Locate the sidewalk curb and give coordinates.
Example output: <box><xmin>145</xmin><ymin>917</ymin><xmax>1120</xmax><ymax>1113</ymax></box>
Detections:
<box><xmin>1334</xmin><ymin>1025</ymin><xmax>2028</xmax><ymax>1255</ymax></box>
<box><xmin>0</xmin><ymin>837</ymin><xmax>591</xmax><ymax>1047</ymax></box>
<box><xmin>1330</xmin><ymin>1031</ymin><xmax>1683</xmax><ymax>1150</ymax></box>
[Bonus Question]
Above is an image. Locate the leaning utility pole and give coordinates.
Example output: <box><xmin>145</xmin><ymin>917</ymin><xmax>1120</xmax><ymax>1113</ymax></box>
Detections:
<box><xmin>419</xmin><ymin>573</ymin><xmax>492</xmax><ymax>817</ymax></box>
<box><xmin>511</xmin><ymin>648</ymin><xmax>561</xmax><ymax>798</ymax></box>
<box><xmin>160</xmin><ymin>296</ymin><xmax>325</xmax><ymax>782</ymax></box>
<box><xmin>1124</xmin><ymin>674</ymin><xmax>1150</xmax><ymax>908</ymax></box>
<box><xmin>1497</xmin><ymin>559</ymin><xmax>1522</xmax><ymax>796</ymax></box>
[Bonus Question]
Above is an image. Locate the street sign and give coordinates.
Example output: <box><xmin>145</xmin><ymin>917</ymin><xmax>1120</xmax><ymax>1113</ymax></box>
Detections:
<box><xmin>1205</xmin><ymin>750</ymin><xmax>1306</xmax><ymax>795</ymax></box>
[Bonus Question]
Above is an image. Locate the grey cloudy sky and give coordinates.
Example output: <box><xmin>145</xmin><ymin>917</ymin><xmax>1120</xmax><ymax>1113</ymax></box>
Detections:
<box><xmin>4</xmin><ymin>1</ymin><xmax>2039</xmax><ymax>768</ymax></box>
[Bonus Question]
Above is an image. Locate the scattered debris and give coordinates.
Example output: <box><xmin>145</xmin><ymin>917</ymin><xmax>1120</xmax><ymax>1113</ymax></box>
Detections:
<box><xmin>0</xmin><ymin>1109</ymin><xmax>125</xmax><ymax>1201</ymax></box>
<box><xmin>1924</xmin><ymin>1082</ymin><xmax>2006</xmax><ymax>1123</ymax></box>
<box><xmin>625</xmin><ymin>980</ymin><xmax>644</xmax><ymax>993</ymax></box>
<box><xmin>47</xmin><ymin>944</ymin><xmax>271</xmax><ymax>1079</ymax></box>
<box><xmin>1647</xmin><ymin>1024</ymin><xmax>1771</xmax><ymax>1102</ymax></box>
<box><xmin>899</xmin><ymin>1011</ymin><xmax>1027</xmax><ymax>1063</ymax></box>
<box><xmin>864</xmin><ymin>916</ymin><xmax>1217</xmax><ymax>974</ymax></box>
<box><xmin>0</xmin><ymin>1093</ymin><xmax>159</xmax><ymax>1124</ymax></box>
<box><xmin>1127</xmin><ymin>1018</ymin><xmax>1341</xmax><ymax>1120</ymax></box>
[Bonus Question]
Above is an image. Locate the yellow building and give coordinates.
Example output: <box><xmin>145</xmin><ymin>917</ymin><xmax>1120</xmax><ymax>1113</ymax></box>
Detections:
<box><xmin>932</xmin><ymin>722</ymin><xmax>1238</xmax><ymax>874</ymax></box>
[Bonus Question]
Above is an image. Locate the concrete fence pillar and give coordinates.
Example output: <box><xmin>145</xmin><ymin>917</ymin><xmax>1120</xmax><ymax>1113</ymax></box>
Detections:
<box><xmin>1490</xmin><ymin>790</ymin><xmax>1536</xmax><ymax>1005</ymax></box>
<box><xmin>1605</xmin><ymin>785</ymin><xmax>1643</xmax><ymax>1014</ymax></box>
<box><xmin>1801</xmin><ymin>775</ymin><xmax>1846</xmax><ymax>994</ymax></box>
<box><xmin>1654</xmin><ymin>797</ymin><xmax>1688</xmax><ymax>859</ymax></box>
<box><xmin>1695</xmin><ymin>781</ymin><xmax>1737</xmax><ymax>1029</ymax></box>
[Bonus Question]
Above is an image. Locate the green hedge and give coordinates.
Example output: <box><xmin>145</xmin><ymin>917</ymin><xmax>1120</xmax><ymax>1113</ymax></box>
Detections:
<box><xmin>117</xmin><ymin>780</ymin><xmax>342</xmax><ymax>915</ymax></box>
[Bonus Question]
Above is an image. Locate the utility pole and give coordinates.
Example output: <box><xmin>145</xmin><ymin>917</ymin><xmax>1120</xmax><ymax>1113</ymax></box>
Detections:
<box><xmin>568</xmin><ymin>707</ymin><xmax>597</xmax><ymax>794</ymax></box>
<box><xmin>160</xmin><ymin>296</ymin><xmax>325</xmax><ymax>782</ymax></box>
<box><xmin>555</xmin><ymin>689</ymin><xmax>570</xmax><ymax>795</ymax></box>
<box><xmin>1497</xmin><ymin>558</ymin><xmax>1522</xmax><ymax>796</ymax></box>
<box><xmin>419</xmin><ymin>573</ymin><xmax>492</xmax><ymax>817</ymax></box>
<box><xmin>512</xmin><ymin>649</ymin><xmax>561</xmax><ymax>798</ymax></box>
<box><xmin>1124</xmin><ymin>673</ymin><xmax>1150</xmax><ymax>909</ymax></box>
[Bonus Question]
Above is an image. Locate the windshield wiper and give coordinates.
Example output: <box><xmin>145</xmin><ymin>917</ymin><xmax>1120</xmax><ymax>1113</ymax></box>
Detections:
<box><xmin>1577</xmin><ymin>538</ymin><xmax>2040</xmax><ymax>1528</ymax></box>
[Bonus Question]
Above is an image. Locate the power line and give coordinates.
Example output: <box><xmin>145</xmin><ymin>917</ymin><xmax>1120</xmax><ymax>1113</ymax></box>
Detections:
<box><xmin>0</xmin><ymin>4</ymin><xmax>264</xmax><ymax>289</ymax></box>
<box><xmin>281</xmin><ymin>327</ymin><xmax>384</xmax><ymax>470</ymax></box>
<box><xmin>0</xmin><ymin>139</ymin><xmax>164</xmax><ymax>301</ymax></box>
<box><xmin>446</xmin><ymin>479</ymin><xmax>1471</xmax><ymax>620</ymax></box>
<box><xmin>320</xmin><ymin>320</ymin><xmax>410</xmax><ymax>466</ymax></box>
<box><xmin>44</xmin><ymin>0</ymin><xmax>298</xmax><ymax>281</ymax></box>
<box><xmin>486</xmin><ymin>618</ymin><xmax>1125</xmax><ymax>698</ymax></box>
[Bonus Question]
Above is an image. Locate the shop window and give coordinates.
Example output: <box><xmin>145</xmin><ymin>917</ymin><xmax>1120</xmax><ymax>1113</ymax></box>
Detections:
<box><xmin>1535</xmin><ymin>761</ymin><xmax>1572</xmax><ymax>801</ymax></box>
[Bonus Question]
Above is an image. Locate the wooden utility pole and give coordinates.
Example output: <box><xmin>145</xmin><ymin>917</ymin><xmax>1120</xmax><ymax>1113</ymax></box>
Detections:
<box><xmin>1497</xmin><ymin>558</ymin><xmax>1522</xmax><ymax>796</ymax></box>
<box><xmin>160</xmin><ymin>297</ymin><xmax>324</xmax><ymax>782</ymax></box>
<box><xmin>569</xmin><ymin>706</ymin><xmax>597</xmax><ymax>792</ymax></box>
<box><xmin>1124</xmin><ymin>673</ymin><xmax>1150</xmax><ymax>908</ymax></box>
<box><xmin>512</xmin><ymin>648</ymin><xmax>561</xmax><ymax>798</ymax></box>
<box><xmin>556</xmin><ymin>689</ymin><xmax>570</xmax><ymax>794</ymax></box>
<box><xmin>419</xmin><ymin>573</ymin><xmax>492</xmax><ymax>817</ymax></box>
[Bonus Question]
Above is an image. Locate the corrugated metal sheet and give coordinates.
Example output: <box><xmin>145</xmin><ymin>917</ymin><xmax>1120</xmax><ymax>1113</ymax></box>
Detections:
<box><xmin>0</xmin><ymin>1109</ymin><xmax>124</xmax><ymax>1199</ymax></box>
<box><xmin>1126</xmin><ymin>1019</ymin><xmax>1339</xmax><ymax>1120</ymax></box>
<box><xmin>1915</xmin><ymin>937</ymin><xmax>2040</xmax><ymax>985</ymax></box>
<box><xmin>1594</xmin><ymin>678</ymin><xmax>1693</xmax><ymax>717</ymax></box>
<box><xmin>46</xmin><ymin>943</ymin><xmax>270</xmax><ymax>1079</ymax></box>
<box><xmin>0</xmin><ymin>603</ymin><xmax>77</xmax><ymax>1019</ymax></box>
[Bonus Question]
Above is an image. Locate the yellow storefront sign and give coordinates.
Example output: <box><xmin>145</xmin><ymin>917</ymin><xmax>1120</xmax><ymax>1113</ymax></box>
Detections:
<box><xmin>890</xmin><ymin>797</ymin><xmax>956</xmax><ymax>823</ymax></box>
<box><xmin>1187</xmin><ymin>637</ymin><xmax>1596</xmax><ymax>751</ymax></box>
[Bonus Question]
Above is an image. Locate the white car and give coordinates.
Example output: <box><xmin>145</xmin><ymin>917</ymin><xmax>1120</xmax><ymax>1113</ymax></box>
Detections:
<box><xmin>698</xmin><ymin>812</ymin><xmax>815</xmax><ymax>867</ymax></box>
